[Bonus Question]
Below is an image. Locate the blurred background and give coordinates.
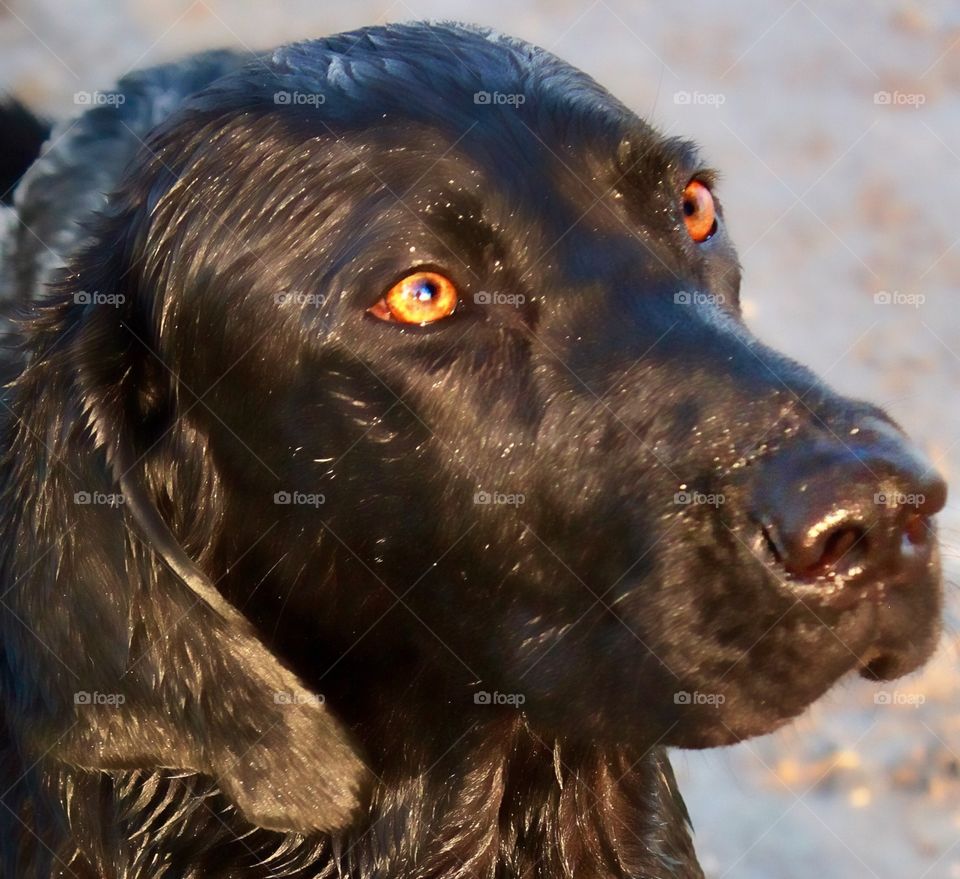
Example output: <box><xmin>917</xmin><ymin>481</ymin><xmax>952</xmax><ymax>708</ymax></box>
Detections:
<box><xmin>2</xmin><ymin>1</ymin><xmax>958</xmax><ymax>876</ymax></box>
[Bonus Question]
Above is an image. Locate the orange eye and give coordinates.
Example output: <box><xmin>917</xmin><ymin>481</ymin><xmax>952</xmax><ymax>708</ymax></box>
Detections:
<box><xmin>682</xmin><ymin>180</ymin><xmax>717</xmax><ymax>243</ymax></box>
<box><xmin>368</xmin><ymin>270</ymin><xmax>458</xmax><ymax>325</ymax></box>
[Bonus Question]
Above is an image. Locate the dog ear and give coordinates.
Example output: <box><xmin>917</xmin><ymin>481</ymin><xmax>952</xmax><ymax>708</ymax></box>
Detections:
<box><xmin>0</xmin><ymin>223</ymin><xmax>371</xmax><ymax>835</ymax></box>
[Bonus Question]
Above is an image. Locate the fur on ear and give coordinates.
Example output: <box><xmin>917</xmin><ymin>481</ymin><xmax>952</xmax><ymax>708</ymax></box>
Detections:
<box><xmin>0</xmin><ymin>233</ymin><xmax>371</xmax><ymax>835</ymax></box>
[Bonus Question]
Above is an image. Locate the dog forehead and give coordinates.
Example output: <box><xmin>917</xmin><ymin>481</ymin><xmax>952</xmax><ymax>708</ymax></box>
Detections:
<box><xmin>270</xmin><ymin>22</ymin><xmax>616</xmax><ymax>109</ymax></box>
<box><xmin>184</xmin><ymin>22</ymin><xmax>638</xmax><ymax>151</ymax></box>
<box><xmin>265</xmin><ymin>27</ymin><xmax>682</xmax><ymax>199</ymax></box>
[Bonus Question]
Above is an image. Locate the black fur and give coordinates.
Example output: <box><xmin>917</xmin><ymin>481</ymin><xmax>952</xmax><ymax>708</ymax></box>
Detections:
<box><xmin>0</xmin><ymin>100</ymin><xmax>49</xmax><ymax>205</ymax></box>
<box><xmin>0</xmin><ymin>22</ymin><xmax>943</xmax><ymax>878</ymax></box>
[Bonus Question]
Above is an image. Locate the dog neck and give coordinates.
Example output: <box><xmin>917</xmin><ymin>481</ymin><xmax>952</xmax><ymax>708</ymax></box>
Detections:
<box><xmin>347</xmin><ymin>716</ymin><xmax>704</xmax><ymax>879</ymax></box>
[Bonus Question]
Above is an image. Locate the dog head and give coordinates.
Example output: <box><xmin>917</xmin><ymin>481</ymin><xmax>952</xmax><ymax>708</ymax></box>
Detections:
<box><xmin>7</xmin><ymin>24</ymin><xmax>945</xmax><ymax>830</ymax></box>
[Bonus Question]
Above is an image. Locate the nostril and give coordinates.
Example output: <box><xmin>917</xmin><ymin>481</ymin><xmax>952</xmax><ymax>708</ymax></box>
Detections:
<box><xmin>794</xmin><ymin>523</ymin><xmax>868</xmax><ymax>580</ymax></box>
<box><xmin>762</xmin><ymin>519</ymin><xmax>868</xmax><ymax>581</ymax></box>
<box><xmin>810</xmin><ymin>525</ymin><xmax>866</xmax><ymax>578</ymax></box>
<box><xmin>904</xmin><ymin>513</ymin><xmax>930</xmax><ymax>547</ymax></box>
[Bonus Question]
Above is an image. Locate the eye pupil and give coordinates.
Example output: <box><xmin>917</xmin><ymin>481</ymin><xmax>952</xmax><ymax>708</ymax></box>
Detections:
<box><xmin>413</xmin><ymin>280</ymin><xmax>438</xmax><ymax>301</ymax></box>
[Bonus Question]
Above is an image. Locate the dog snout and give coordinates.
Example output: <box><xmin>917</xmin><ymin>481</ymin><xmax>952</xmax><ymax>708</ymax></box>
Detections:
<box><xmin>750</xmin><ymin>419</ymin><xmax>946</xmax><ymax>592</ymax></box>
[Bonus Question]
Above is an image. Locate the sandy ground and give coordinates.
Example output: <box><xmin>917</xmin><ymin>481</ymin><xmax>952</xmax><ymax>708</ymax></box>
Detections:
<box><xmin>2</xmin><ymin>1</ymin><xmax>958</xmax><ymax>876</ymax></box>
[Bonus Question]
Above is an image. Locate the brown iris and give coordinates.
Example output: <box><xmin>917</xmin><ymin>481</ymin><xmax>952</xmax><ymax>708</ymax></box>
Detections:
<box><xmin>682</xmin><ymin>180</ymin><xmax>717</xmax><ymax>243</ymax></box>
<box><xmin>368</xmin><ymin>270</ymin><xmax>458</xmax><ymax>325</ymax></box>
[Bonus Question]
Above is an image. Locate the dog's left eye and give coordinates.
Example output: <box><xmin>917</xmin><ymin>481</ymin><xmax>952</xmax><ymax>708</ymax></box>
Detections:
<box><xmin>681</xmin><ymin>180</ymin><xmax>717</xmax><ymax>243</ymax></box>
<box><xmin>368</xmin><ymin>270</ymin><xmax>458</xmax><ymax>325</ymax></box>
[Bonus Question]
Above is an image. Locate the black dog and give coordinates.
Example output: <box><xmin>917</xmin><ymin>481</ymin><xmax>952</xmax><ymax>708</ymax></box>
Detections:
<box><xmin>0</xmin><ymin>22</ymin><xmax>945</xmax><ymax>879</ymax></box>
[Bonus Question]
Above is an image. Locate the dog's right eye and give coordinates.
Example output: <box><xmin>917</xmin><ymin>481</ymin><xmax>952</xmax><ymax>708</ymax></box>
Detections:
<box><xmin>368</xmin><ymin>270</ymin><xmax>458</xmax><ymax>325</ymax></box>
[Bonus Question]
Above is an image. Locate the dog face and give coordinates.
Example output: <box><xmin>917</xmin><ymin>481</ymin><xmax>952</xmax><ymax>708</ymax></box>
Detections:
<box><xmin>12</xmin><ymin>25</ymin><xmax>944</xmax><ymax>810</ymax></box>
<box><xmin>90</xmin><ymin>26</ymin><xmax>944</xmax><ymax>750</ymax></box>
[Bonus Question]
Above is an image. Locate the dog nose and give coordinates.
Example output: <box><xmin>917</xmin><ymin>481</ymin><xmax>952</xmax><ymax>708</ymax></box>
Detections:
<box><xmin>751</xmin><ymin>420</ymin><xmax>946</xmax><ymax>585</ymax></box>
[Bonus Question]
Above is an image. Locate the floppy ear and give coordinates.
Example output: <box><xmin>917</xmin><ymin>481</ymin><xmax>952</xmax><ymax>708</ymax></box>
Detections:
<box><xmin>0</xmin><ymin>224</ymin><xmax>371</xmax><ymax>835</ymax></box>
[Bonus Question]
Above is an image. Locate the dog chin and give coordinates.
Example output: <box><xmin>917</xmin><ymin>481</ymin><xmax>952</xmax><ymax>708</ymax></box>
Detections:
<box><xmin>665</xmin><ymin>709</ymin><xmax>799</xmax><ymax>749</ymax></box>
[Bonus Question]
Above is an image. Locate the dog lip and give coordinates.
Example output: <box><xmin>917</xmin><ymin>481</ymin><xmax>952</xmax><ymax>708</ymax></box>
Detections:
<box><xmin>856</xmin><ymin>646</ymin><xmax>924</xmax><ymax>682</ymax></box>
